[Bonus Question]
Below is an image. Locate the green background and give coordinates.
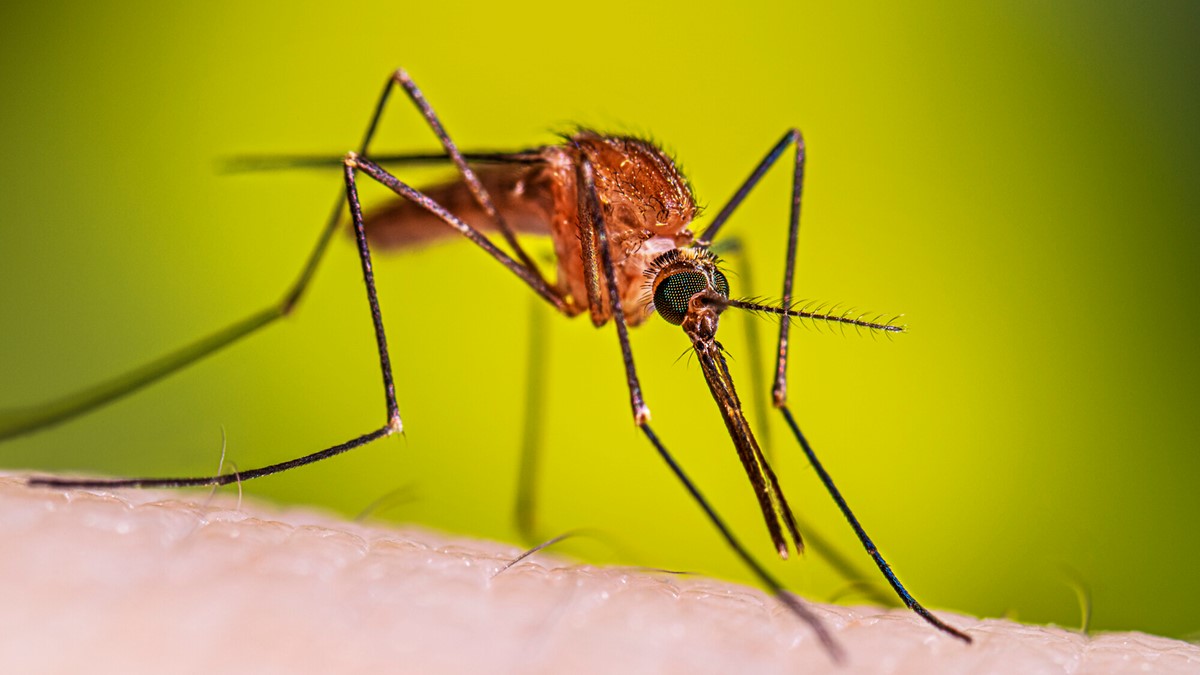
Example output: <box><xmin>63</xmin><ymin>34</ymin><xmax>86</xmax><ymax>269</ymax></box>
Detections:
<box><xmin>2</xmin><ymin>1</ymin><xmax>1197</xmax><ymax>641</ymax></box>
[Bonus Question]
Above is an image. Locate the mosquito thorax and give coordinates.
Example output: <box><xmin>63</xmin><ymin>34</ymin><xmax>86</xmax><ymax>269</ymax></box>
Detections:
<box><xmin>644</xmin><ymin>248</ymin><xmax>730</xmax><ymax>326</ymax></box>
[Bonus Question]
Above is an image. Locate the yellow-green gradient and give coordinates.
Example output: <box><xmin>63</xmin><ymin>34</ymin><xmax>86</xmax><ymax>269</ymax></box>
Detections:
<box><xmin>2</xmin><ymin>2</ymin><xmax>1197</xmax><ymax>640</ymax></box>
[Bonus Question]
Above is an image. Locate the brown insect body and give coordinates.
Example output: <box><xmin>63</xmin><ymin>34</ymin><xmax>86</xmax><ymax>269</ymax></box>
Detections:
<box><xmin>364</xmin><ymin>130</ymin><xmax>697</xmax><ymax>326</ymax></box>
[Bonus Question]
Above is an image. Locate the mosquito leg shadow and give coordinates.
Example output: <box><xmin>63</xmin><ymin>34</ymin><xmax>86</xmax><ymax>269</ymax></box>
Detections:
<box><xmin>514</xmin><ymin>296</ymin><xmax>552</xmax><ymax>543</ymax></box>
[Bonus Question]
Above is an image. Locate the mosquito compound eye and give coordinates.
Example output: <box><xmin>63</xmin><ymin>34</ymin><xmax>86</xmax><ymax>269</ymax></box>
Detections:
<box><xmin>713</xmin><ymin>269</ymin><xmax>730</xmax><ymax>298</ymax></box>
<box><xmin>654</xmin><ymin>271</ymin><xmax>710</xmax><ymax>325</ymax></box>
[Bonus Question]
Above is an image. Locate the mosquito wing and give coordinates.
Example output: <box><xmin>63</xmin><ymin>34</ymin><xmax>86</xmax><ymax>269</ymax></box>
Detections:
<box><xmin>363</xmin><ymin>156</ymin><xmax>556</xmax><ymax>250</ymax></box>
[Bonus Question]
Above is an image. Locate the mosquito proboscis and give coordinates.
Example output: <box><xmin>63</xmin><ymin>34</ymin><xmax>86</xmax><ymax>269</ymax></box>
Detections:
<box><xmin>1</xmin><ymin>68</ymin><xmax>971</xmax><ymax>658</ymax></box>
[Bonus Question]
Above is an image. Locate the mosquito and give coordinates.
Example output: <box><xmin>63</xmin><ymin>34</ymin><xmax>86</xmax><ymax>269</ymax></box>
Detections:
<box><xmin>1</xmin><ymin>68</ymin><xmax>971</xmax><ymax>657</ymax></box>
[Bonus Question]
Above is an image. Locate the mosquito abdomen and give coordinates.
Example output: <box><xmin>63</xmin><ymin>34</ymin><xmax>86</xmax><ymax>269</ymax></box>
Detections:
<box><xmin>363</xmin><ymin>163</ymin><xmax>556</xmax><ymax>249</ymax></box>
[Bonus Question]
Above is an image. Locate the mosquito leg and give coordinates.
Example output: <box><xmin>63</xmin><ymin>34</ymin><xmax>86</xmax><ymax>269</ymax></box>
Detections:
<box><xmin>711</xmin><ymin>238</ymin><xmax>894</xmax><ymax>608</ymax></box>
<box><xmin>575</xmin><ymin>158</ymin><xmax>840</xmax><ymax>658</ymax></box>
<box><xmin>1</xmin><ymin>73</ymin><xmax>408</xmax><ymax>442</ymax></box>
<box><xmin>514</xmin><ymin>296</ymin><xmax>552</xmax><ymax>542</ymax></box>
<box><xmin>574</xmin><ymin>159</ymin><xmax>649</xmax><ymax>423</ymax></box>
<box><xmin>0</xmin><ymin>305</ymin><xmax>279</xmax><ymax>442</ymax></box>
<box><xmin>770</xmin><ymin>132</ymin><xmax>971</xmax><ymax>640</ymax></box>
<box><xmin>388</xmin><ymin>69</ymin><xmax>553</xmax><ymax>294</ymax></box>
<box><xmin>639</xmin><ymin>425</ymin><xmax>841</xmax><ymax>659</ymax></box>
<box><xmin>778</xmin><ymin>407</ymin><xmax>971</xmax><ymax>641</ymax></box>
<box><xmin>56</xmin><ymin>146</ymin><xmax>576</xmax><ymax>484</ymax></box>
<box><xmin>694</xmin><ymin>130</ymin><xmax>800</xmax><ymax>247</ymax></box>
<box><xmin>29</xmin><ymin>160</ymin><xmax>405</xmax><ymax>489</ymax></box>
<box><xmin>708</xmin><ymin>130</ymin><xmax>972</xmax><ymax>641</ymax></box>
<box><xmin>692</xmin><ymin>128</ymin><xmax>804</xmax><ymax>404</ymax></box>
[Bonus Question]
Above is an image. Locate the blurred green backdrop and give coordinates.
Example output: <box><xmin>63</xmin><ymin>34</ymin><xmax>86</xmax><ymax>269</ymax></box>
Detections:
<box><xmin>2</xmin><ymin>1</ymin><xmax>1197</xmax><ymax>641</ymax></box>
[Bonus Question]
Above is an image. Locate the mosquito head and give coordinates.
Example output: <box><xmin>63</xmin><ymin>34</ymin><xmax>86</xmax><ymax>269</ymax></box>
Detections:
<box><xmin>645</xmin><ymin>248</ymin><xmax>729</xmax><ymax>326</ymax></box>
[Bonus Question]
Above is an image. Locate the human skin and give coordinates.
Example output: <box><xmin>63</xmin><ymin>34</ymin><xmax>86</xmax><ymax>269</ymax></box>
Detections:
<box><xmin>1</xmin><ymin>476</ymin><xmax>1195</xmax><ymax>674</ymax></box>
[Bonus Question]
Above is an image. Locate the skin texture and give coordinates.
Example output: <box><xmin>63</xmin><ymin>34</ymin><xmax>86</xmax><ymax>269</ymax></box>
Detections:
<box><xmin>2</xmin><ymin>475</ymin><xmax>1195</xmax><ymax>675</ymax></box>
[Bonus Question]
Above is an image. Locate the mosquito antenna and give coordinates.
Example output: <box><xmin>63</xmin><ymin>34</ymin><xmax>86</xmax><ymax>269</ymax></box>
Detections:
<box><xmin>725</xmin><ymin>298</ymin><xmax>907</xmax><ymax>336</ymax></box>
<box><xmin>868</xmin><ymin>312</ymin><xmax>888</xmax><ymax>338</ymax></box>
<box><xmin>814</xmin><ymin>302</ymin><xmax>835</xmax><ymax>335</ymax></box>
<box><xmin>824</xmin><ymin>302</ymin><xmax>846</xmax><ymax>337</ymax></box>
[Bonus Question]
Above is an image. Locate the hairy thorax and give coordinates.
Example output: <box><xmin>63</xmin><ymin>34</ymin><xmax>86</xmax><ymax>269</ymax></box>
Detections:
<box><xmin>544</xmin><ymin>131</ymin><xmax>697</xmax><ymax>325</ymax></box>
